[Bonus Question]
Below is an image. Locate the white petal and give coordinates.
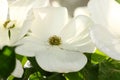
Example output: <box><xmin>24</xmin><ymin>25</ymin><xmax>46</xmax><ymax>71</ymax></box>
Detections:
<box><xmin>88</xmin><ymin>0</ymin><xmax>120</xmax><ymax>36</ymax></box>
<box><xmin>15</xmin><ymin>36</ymin><xmax>40</xmax><ymax>56</ymax></box>
<box><xmin>107</xmin><ymin>0</ymin><xmax>120</xmax><ymax>36</ymax></box>
<box><xmin>10</xmin><ymin>10</ymin><xmax>34</xmax><ymax>44</ymax></box>
<box><xmin>0</xmin><ymin>27</ymin><xmax>9</xmax><ymax>48</ymax></box>
<box><xmin>88</xmin><ymin>0</ymin><xmax>109</xmax><ymax>26</ymax></box>
<box><xmin>8</xmin><ymin>0</ymin><xmax>15</xmax><ymax>4</ymax></box>
<box><xmin>9</xmin><ymin>0</ymin><xmax>35</xmax><ymax>26</ymax></box>
<box><xmin>12</xmin><ymin>59</ymin><xmax>23</xmax><ymax>78</ymax></box>
<box><xmin>35</xmin><ymin>46</ymin><xmax>87</xmax><ymax>73</ymax></box>
<box><xmin>32</xmin><ymin>0</ymin><xmax>49</xmax><ymax>8</ymax></box>
<box><xmin>0</xmin><ymin>0</ymin><xmax>8</xmax><ymax>23</ymax></box>
<box><xmin>31</xmin><ymin>7</ymin><xmax>68</xmax><ymax>41</ymax></box>
<box><xmin>9</xmin><ymin>28</ymin><xmax>20</xmax><ymax>45</ymax></box>
<box><xmin>60</xmin><ymin>16</ymin><xmax>95</xmax><ymax>52</ymax></box>
<box><xmin>90</xmin><ymin>24</ymin><xmax>120</xmax><ymax>60</ymax></box>
<box><xmin>60</xmin><ymin>15</ymin><xmax>93</xmax><ymax>44</ymax></box>
<box><xmin>74</xmin><ymin>7</ymin><xmax>90</xmax><ymax>17</ymax></box>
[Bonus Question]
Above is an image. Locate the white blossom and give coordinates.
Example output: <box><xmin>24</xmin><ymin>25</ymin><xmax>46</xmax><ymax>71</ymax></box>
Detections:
<box><xmin>0</xmin><ymin>0</ymin><xmax>48</xmax><ymax>77</ymax></box>
<box><xmin>88</xmin><ymin>0</ymin><xmax>120</xmax><ymax>60</ymax></box>
<box><xmin>16</xmin><ymin>7</ymin><xmax>95</xmax><ymax>72</ymax></box>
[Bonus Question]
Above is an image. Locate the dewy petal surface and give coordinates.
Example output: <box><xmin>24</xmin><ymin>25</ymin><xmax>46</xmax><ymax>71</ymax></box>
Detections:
<box><xmin>0</xmin><ymin>0</ymin><xmax>8</xmax><ymax>23</ymax></box>
<box><xmin>35</xmin><ymin>45</ymin><xmax>87</xmax><ymax>73</ymax></box>
<box><xmin>90</xmin><ymin>24</ymin><xmax>120</xmax><ymax>60</ymax></box>
<box><xmin>106</xmin><ymin>0</ymin><xmax>120</xmax><ymax>36</ymax></box>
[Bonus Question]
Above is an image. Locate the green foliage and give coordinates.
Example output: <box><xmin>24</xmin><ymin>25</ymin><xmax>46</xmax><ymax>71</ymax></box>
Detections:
<box><xmin>81</xmin><ymin>53</ymin><xmax>99</xmax><ymax>80</ymax></box>
<box><xmin>116</xmin><ymin>0</ymin><xmax>120</xmax><ymax>4</ymax></box>
<box><xmin>98</xmin><ymin>60</ymin><xmax>120</xmax><ymax>80</ymax></box>
<box><xmin>29</xmin><ymin>72</ymin><xmax>41</xmax><ymax>80</ymax></box>
<box><xmin>1</xmin><ymin>47</ymin><xmax>120</xmax><ymax>80</ymax></box>
<box><xmin>16</xmin><ymin>54</ymin><xmax>27</xmax><ymax>67</ymax></box>
<box><xmin>91</xmin><ymin>49</ymin><xmax>108</xmax><ymax>64</ymax></box>
<box><xmin>64</xmin><ymin>72</ymin><xmax>83</xmax><ymax>80</ymax></box>
<box><xmin>0</xmin><ymin>46</ymin><xmax>16</xmax><ymax>79</ymax></box>
<box><xmin>28</xmin><ymin>57</ymin><xmax>66</xmax><ymax>80</ymax></box>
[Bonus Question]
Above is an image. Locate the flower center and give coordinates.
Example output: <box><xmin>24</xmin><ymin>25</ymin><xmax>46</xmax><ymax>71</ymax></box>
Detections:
<box><xmin>3</xmin><ymin>20</ymin><xmax>16</xmax><ymax>29</ymax></box>
<box><xmin>48</xmin><ymin>35</ymin><xmax>62</xmax><ymax>46</ymax></box>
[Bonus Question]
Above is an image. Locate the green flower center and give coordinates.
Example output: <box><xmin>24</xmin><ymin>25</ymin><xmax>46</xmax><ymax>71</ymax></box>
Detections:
<box><xmin>48</xmin><ymin>35</ymin><xmax>62</xmax><ymax>46</ymax></box>
<box><xmin>3</xmin><ymin>20</ymin><xmax>16</xmax><ymax>29</ymax></box>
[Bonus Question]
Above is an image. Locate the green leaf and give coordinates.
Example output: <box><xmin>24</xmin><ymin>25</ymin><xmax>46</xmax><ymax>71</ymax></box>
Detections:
<box><xmin>29</xmin><ymin>72</ymin><xmax>41</xmax><ymax>80</ymax></box>
<box><xmin>64</xmin><ymin>72</ymin><xmax>83</xmax><ymax>80</ymax></box>
<box><xmin>28</xmin><ymin>57</ymin><xmax>51</xmax><ymax>76</ymax></box>
<box><xmin>91</xmin><ymin>49</ymin><xmax>108</xmax><ymax>64</ymax></box>
<box><xmin>99</xmin><ymin>60</ymin><xmax>120</xmax><ymax>80</ymax></box>
<box><xmin>0</xmin><ymin>46</ymin><xmax>16</xmax><ymax>78</ymax></box>
<box><xmin>81</xmin><ymin>64</ymin><xmax>99</xmax><ymax>80</ymax></box>
<box><xmin>16</xmin><ymin>54</ymin><xmax>27</xmax><ymax>67</ymax></box>
<box><xmin>80</xmin><ymin>53</ymin><xmax>99</xmax><ymax>80</ymax></box>
<box><xmin>47</xmin><ymin>73</ymin><xmax>66</xmax><ymax>80</ymax></box>
<box><xmin>116</xmin><ymin>0</ymin><xmax>120</xmax><ymax>4</ymax></box>
<box><xmin>28</xmin><ymin>57</ymin><xmax>66</xmax><ymax>80</ymax></box>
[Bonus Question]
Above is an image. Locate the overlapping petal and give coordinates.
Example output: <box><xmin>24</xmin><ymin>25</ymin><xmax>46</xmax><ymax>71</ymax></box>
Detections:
<box><xmin>31</xmin><ymin>7</ymin><xmax>68</xmax><ymax>42</ymax></box>
<box><xmin>35</xmin><ymin>45</ymin><xmax>87</xmax><ymax>73</ymax></box>
<box><xmin>16</xmin><ymin>7</ymin><xmax>94</xmax><ymax>72</ymax></box>
<box><xmin>88</xmin><ymin>0</ymin><xmax>120</xmax><ymax>36</ymax></box>
<box><xmin>90</xmin><ymin>24</ymin><xmax>120</xmax><ymax>60</ymax></box>
<box><xmin>60</xmin><ymin>15</ymin><xmax>95</xmax><ymax>52</ymax></box>
<box><xmin>88</xmin><ymin>0</ymin><xmax>120</xmax><ymax>60</ymax></box>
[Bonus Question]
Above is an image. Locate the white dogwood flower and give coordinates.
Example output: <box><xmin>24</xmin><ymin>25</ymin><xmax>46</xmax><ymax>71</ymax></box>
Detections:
<box><xmin>0</xmin><ymin>0</ymin><xmax>48</xmax><ymax>47</ymax></box>
<box><xmin>88</xmin><ymin>0</ymin><xmax>120</xmax><ymax>60</ymax></box>
<box><xmin>16</xmin><ymin>7</ymin><xmax>95</xmax><ymax>72</ymax></box>
<box><xmin>0</xmin><ymin>0</ymin><xmax>48</xmax><ymax>77</ymax></box>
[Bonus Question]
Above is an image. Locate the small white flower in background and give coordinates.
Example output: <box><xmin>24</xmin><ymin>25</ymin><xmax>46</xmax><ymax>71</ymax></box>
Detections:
<box><xmin>88</xmin><ymin>0</ymin><xmax>120</xmax><ymax>60</ymax></box>
<box><xmin>16</xmin><ymin>7</ymin><xmax>95</xmax><ymax>73</ymax></box>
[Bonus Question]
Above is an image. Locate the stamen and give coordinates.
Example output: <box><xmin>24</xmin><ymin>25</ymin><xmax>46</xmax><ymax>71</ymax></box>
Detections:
<box><xmin>48</xmin><ymin>35</ymin><xmax>62</xmax><ymax>46</ymax></box>
<box><xmin>3</xmin><ymin>20</ymin><xmax>10</xmax><ymax>28</ymax></box>
<box><xmin>3</xmin><ymin>20</ymin><xmax>16</xmax><ymax>29</ymax></box>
